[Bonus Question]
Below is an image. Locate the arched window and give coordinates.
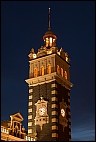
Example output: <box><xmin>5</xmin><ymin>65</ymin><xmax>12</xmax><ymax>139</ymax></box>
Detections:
<box><xmin>45</xmin><ymin>37</ymin><xmax>53</xmax><ymax>47</ymax></box>
<box><xmin>46</xmin><ymin>38</ymin><xmax>49</xmax><ymax>47</ymax></box>
<box><xmin>64</xmin><ymin>71</ymin><xmax>67</xmax><ymax>80</ymax></box>
<box><xmin>47</xmin><ymin>64</ymin><xmax>51</xmax><ymax>74</ymax></box>
<box><xmin>57</xmin><ymin>65</ymin><xmax>60</xmax><ymax>74</ymax></box>
<box><xmin>41</xmin><ymin>66</ymin><xmax>44</xmax><ymax>76</ymax></box>
<box><xmin>34</xmin><ymin>67</ymin><xmax>38</xmax><ymax>77</ymax></box>
<box><xmin>61</xmin><ymin>68</ymin><xmax>63</xmax><ymax>77</ymax></box>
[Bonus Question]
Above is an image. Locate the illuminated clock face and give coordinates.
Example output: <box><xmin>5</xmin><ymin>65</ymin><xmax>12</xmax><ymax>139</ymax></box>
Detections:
<box><xmin>39</xmin><ymin>107</ymin><xmax>46</xmax><ymax>116</ymax></box>
<box><xmin>61</xmin><ymin>108</ymin><xmax>65</xmax><ymax>117</ymax></box>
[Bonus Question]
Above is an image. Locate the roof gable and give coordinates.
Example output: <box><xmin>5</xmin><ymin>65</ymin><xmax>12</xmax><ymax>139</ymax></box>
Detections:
<box><xmin>10</xmin><ymin>112</ymin><xmax>23</xmax><ymax>121</ymax></box>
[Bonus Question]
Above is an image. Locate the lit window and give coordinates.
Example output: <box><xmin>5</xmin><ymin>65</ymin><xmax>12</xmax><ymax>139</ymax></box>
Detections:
<box><xmin>29</xmin><ymin>89</ymin><xmax>33</xmax><ymax>93</ymax></box>
<box><xmin>28</xmin><ymin>115</ymin><xmax>32</xmax><ymax>119</ymax></box>
<box><xmin>53</xmin><ymin>38</ymin><xmax>56</xmax><ymax>46</ymax></box>
<box><xmin>1</xmin><ymin>127</ymin><xmax>3</xmax><ymax>132</ymax></box>
<box><xmin>49</xmin><ymin>37</ymin><xmax>52</xmax><ymax>46</ymax></box>
<box><xmin>31</xmin><ymin>138</ymin><xmax>34</xmax><ymax>141</ymax></box>
<box><xmin>64</xmin><ymin>71</ymin><xmax>67</xmax><ymax>79</ymax></box>
<box><xmin>28</xmin><ymin>122</ymin><xmax>32</xmax><ymax>127</ymax></box>
<box><xmin>28</xmin><ymin>102</ymin><xmax>32</xmax><ymax>106</ymax></box>
<box><xmin>61</xmin><ymin>68</ymin><xmax>63</xmax><ymax>77</ymax></box>
<box><xmin>57</xmin><ymin>65</ymin><xmax>60</xmax><ymax>74</ymax></box>
<box><xmin>6</xmin><ymin>129</ymin><xmax>9</xmax><ymax>134</ymax></box>
<box><xmin>47</xmin><ymin>64</ymin><xmax>51</xmax><ymax>74</ymax></box>
<box><xmin>28</xmin><ymin>109</ymin><xmax>32</xmax><ymax>113</ymax></box>
<box><xmin>28</xmin><ymin>137</ymin><xmax>31</xmax><ymax>141</ymax></box>
<box><xmin>26</xmin><ymin>136</ymin><xmax>28</xmax><ymax>140</ymax></box>
<box><xmin>34</xmin><ymin>68</ymin><xmax>38</xmax><ymax>77</ymax></box>
<box><xmin>29</xmin><ymin>95</ymin><xmax>32</xmax><ymax>99</ymax></box>
<box><xmin>28</xmin><ymin>129</ymin><xmax>32</xmax><ymax>134</ymax></box>
<box><xmin>45</xmin><ymin>37</ymin><xmax>53</xmax><ymax>47</ymax></box>
<box><xmin>41</xmin><ymin>66</ymin><xmax>44</xmax><ymax>76</ymax></box>
<box><xmin>46</xmin><ymin>38</ymin><xmax>49</xmax><ymax>47</ymax></box>
<box><xmin>4</xmin><ymin>128</ymin><xmax>6</xmax><ymax>133</ymax></box>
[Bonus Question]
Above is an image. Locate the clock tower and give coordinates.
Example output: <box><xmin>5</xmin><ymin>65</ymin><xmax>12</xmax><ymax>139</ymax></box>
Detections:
<box><xmin>25</xmin><ymin>8</ymin><xmax>73</xmax><ymax>141</ymax></box>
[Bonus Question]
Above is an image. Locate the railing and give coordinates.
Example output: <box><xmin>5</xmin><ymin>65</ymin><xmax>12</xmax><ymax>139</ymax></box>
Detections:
<box><xmin>25</xmin><ymin>136</ymin><xmax>36</xmax><ymax>141</ymax></box>
<box><xmin>1</xmin><ymin>126</ymin><xmax>9</xmax><ymax>134</ymax></box>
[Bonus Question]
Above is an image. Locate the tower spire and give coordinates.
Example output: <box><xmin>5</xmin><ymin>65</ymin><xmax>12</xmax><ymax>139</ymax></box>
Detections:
<box><xmin>48</xmin><ymin>8</ymin><xmax>51</xmax><ymax>31</ymax></box>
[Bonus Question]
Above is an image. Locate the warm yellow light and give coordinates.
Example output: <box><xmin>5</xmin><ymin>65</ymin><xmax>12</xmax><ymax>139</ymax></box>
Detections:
<box><xmin>50</xmin><ymin>37</ymin><xmax>52</xmax><ymax>43</ymax></box>
<box><xmin>33</xmin><ymin>54</ymin><xmax>37</xmax><ymax>59</ymax></box>
<box><xmin>57</xmin><ymin>65</ymin><xmax>60</xmax><ymax>74</ymax></box>
<box><xmin>61</xmin><ymin>108</ymin><xmax>65</xmax><ymax>117</ymax></box>
<box><xmin>65</xmin><ymin>56</ymin><xmax>68</xmax><ymax>62</ymax></box>
<box><xmin>34</xmin><ymin>68</ymin><xmax>38</xmax><ymax>77</ymax></box>
<box><xmin>47</xmin><ymin>64</ymin><xmax>51</xmax><ymax>74</ymax></box>
<box><xmin>64</xmin><ymin>71</ymin><xmax>67</xmax><ymax>79</ymax></box>
<box><xmin>61</xmin><ymin>68</ymin><xmax>63</xmax><ymax>77</ymax></box>
<box><xmin>41</xmin><ymin>66</ymin><xmax>44</xmax><ymax>76</ymax></box>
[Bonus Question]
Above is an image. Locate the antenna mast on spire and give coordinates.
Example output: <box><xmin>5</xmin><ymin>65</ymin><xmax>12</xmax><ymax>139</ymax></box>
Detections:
<box><xmin>48</xmin><ymin>8</ymin><xmax>51</xmax><ymax>31</ymax></box>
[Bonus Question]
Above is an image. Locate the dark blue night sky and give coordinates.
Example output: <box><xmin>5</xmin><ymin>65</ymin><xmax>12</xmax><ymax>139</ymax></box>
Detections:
<box><xmin>1</xmin><ymin>1</ymin><xmax>95</xmax><ymax>141</ymax></box>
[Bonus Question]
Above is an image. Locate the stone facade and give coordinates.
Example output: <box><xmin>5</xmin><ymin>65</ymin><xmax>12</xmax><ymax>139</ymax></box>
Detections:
<box><xmin>25</xmin><ymin>9</ymin><xmax>73</xmax><ymax>141</ymax></box>
<box><xmin>1</xmin><ymin>113</ymin><xmax>35</xmax><ymax>141</ymax></box>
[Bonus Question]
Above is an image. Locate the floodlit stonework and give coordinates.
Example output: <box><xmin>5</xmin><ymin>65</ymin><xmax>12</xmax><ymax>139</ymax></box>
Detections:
<box><xmin>25</xmin><ymin>8</ymin><xmax>73</xmax><ymax>141</ymax></box>
<box><xmin>1</xmin><ymin>113</ymin><xmax>36</xmax><ymax>141</ymax></box>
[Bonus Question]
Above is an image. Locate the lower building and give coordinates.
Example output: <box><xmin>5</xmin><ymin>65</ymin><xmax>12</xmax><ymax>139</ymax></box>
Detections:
<box><xmin>1</xmin><ymin>113</ymin><xmax>36</xmax><ymax>141</ymax></box>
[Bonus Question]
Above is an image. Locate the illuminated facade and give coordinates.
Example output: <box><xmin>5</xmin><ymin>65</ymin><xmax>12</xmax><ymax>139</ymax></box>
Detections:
<box><xmin>25</xmin><ymin>8</ymin><xmax>73</xmax><ymax>141</ymax></box>
<box><xmin>1</xmin><ymin>113</ymin><xmax>35</xmax><ymax>141</ymax></box>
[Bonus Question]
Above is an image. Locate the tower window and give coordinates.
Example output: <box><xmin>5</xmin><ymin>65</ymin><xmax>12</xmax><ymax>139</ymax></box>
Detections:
<box><xmin>57</xmin><ymin>65</ymin><xmax>60</xmax><ymax>74</ymax></box>
<box><xmin>29</xmin><ymin>95</ymin><xmax>32</xmax><ymax>99</ymax></box>
<box><xmin>47</xmin><ymin>64</ymin><xmax>51</xmax><ymax>74</ymax></box>
<box><xmin>28</xmin><ymin>115</ymin><xmax>32</xmax><ymax>119</ymax></box>
<box><xmin>28</xmin><ymin>129</ymin><xmax>32</xmax><ymax>134</ymax></box>
<box><xmin>45</xmin><ymin>37</ymin><xmax>53</xmax><ymax>47</ymax></box>
<box><xmin>34</xmin><ymin>67</ymin><xmax>38</xmax><ymax>77</ymax></box>
<box><xmin>28</xmin><ymin>102</ymin><xmax>32</xmax><ymax>106</ymax></box>
<box><xmin>41</xmin><ymin>66</ymin><xmax>44</xmax><ymax>76</ymax></box>
<box><xmin>28</xmin><ymin>122</ymin><xmax>32</xmax><ymax>127</ymax></box>
<box><xmin>49</xmin><ymin>37</ymin><xmax>52</xmax><ymax>46</ymax></box>
<box><xmin>28</xmin><ymin>108</ymin><xmax>32</xmax><ymax>113</ymax></box>
<box><xmin>61</xmin><ymin>68</ymin><xmax>63</xmax><ymax>77</ymax></box>
<box><xmin>64</xmin><ymin>71</ymin><xmax>67</xmax><ymax>80</ymax></box>
<box><xmin>46</xmin><ymin>38</ymin><xmax>49</xmax><ymax>47</ymax></box>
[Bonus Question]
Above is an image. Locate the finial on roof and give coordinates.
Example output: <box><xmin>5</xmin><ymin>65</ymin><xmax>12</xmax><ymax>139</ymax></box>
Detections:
<box><xmin>48</xmin><ymin>8</ymin><xmax>51</xmax><ymax>31</ymax></box>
